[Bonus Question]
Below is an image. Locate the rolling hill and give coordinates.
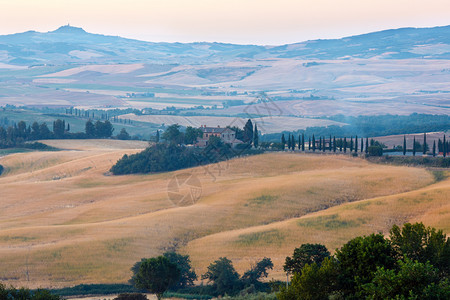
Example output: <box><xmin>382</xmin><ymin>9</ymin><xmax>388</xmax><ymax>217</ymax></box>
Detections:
<box><xmin>0</xmin><ymin>140</ymin><xmax>447</xmax><ymax>288</ymax></box>
<box><xmin>1</xmin><ymin>25</ymin><xmax>449</xmax><ymax>66</ymax></box>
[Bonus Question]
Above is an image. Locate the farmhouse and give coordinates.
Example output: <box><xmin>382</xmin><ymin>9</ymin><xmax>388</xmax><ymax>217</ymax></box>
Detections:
<box><xmin>196</xmin><ymin>125</ymin><xmax>243</xmax><ymax>147</ymax></box>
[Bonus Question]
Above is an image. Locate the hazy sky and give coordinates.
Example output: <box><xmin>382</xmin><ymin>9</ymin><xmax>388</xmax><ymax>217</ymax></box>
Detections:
<box><xmin>0</xmin><ymin>0</ymin><xmax>449</xmax><ymax>45</ymax></box>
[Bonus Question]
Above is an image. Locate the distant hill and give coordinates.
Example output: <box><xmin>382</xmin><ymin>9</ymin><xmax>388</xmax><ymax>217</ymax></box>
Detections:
<box><xmin>0</xmin><ymin>25</ymin><xmax>449</xmax><ymax>66</ymax></box>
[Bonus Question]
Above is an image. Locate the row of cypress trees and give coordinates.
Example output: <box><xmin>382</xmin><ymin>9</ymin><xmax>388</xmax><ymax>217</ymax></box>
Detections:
<box><xmin>280</xmin><ymin>132</ymin><xmax>449</xmax><ymax>157</ymax></box>
<box><xmin>281</xmin><ymin>133</ymin><xmax>372</xmax><ymax>154</ymax></box>
<box><xmin>403</xmin><ymin>133</ymin><xmax>449</xmax><ymax>157</ymax></box>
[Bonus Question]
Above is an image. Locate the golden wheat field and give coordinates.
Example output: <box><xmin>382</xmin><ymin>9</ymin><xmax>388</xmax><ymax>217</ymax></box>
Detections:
<box><xmin>0</xmin><ymin>139</ymin><xmax>448</xmax><ymax>288</ymax></box>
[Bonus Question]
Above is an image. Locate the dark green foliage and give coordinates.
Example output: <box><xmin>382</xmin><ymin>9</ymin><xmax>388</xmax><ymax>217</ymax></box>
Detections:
<box><xmin>281</xmin><ymin>134</ymin><xmax>286</xmax><ymax>150</ymax></box>
<box><xmin>117</xmin><ymin>128</ymin><xmax>130</xmax><ymax>140</ymax></box>
<box><xmin>241</xmin><ymin>258</ymin><xmax>274</xmax><ymax>285</ymax></box>
<box><xmin>0</xmin><ymin>164</ymin><xmax>3</xmax><ymax>175</ymax></box>
<box><xmin>163</xmin><ymin>252</ymin><xmax>197</xmax><ymax>288</ymax></box>
<box><xmin>52</xmin><ymin>119</ymin><xmax>65</xmax><ymax>138</ymax></box>
<box><xmin>312</xmin><ymin>135</ymin><xmax>316</xmax><ymax>151</ymax></box>
<box><xmin>0</xmin><ymin>284</ymin><xmax>61</xmax><ymax>300</ymax></box>
<box><xmin>368</xmin><ymin>155</ymin><xmax>450</xmax><ymax>168</ymax></box>
<box><xmin>359</xmin><ymin>258</ymin><xmax>450</xmax><ymax>299</ymax></box>
<box><xmin>433</xmin><ymin>140</ymin><xmax>437</xmax><ymax>157</ymax></box>
<box><xmin>110</xmin><ymin>143</ymin><xmax>198</xmax><ymax>175</ymax></box>
<box><xmin>253</xmin><ymin>124</ymin><xmax>259</xmax><ymax>148</ymax></box>
<box><xmin>278</xmin><ymin>223</ymin><xmax>450</xmax><ymax>299</ymax></box>
<box><xmin>202</xmin><ymin>257</ymin><xmax>242</xmax><ymax>296</ymax></box>
<box><xmin>85</xmin><ymin>120</ymin><xmax>96</xmax><ymax>137</ymax></box>
<box><xmin>50</xmin><ymin>284</ymin><xmax>141</xmax><ymax>296</ymax></box>
<box><xmin>277</xmin><ymin>257</ymin><xmax>339</xmax><ymax>300</ymax></box>
<box><xmin>284</xmin><ymin>244</ymin><xmax>330</xmax><ymax>275</ymax></box>
<box><xmin>262</xmin><ymin>114</ymin><xmax>450</xmax><ymax>142</ymax></box>
<box><xmin>133</xmin><ymin>256</ymin><xmax>180</xmax><ymax>300</ymax></box>
<box><xmin>184</xmin><ymin>126</ymin><xmax>203</xmax><ymax>145</ymax></box>
<box><xmin>390</xmin><ymin>222</ymin><xmax>450</xmax><ymax>276</ymax></box>
<box><xmin>368</xmin><ymin>145</ymin><xmax>383</xmax><ymax>156</ymax></box>
<box><xmin>95</xmin><ymin>120</ymin><xmax>114</xmax><ymax>138</ymax></box>
<box><xmin>365</xmin><ymin>137</ymin><xmax>369</xmax><ymax>154</ymax></box>
<box><xmin>413</xmin><ymin>136</ymin><xmax>416</xmax><ymax>156</ymax></box>
<box><xmin>155</xmin><ymin>130</ymin><xmax>160</xmax><ymax>143</ymax></box>
<box><xmin>403</xmin><ymin>135</ymin><xmax>407</xmax><ymax>155</ymax></box>
<box><xmin>161</xmin><ymin>124</ymin><xmax>184</xmax><ymax>145</ymax></box>
<box><xmin>113</xmin><ymin>293</ymin><xmax>148</xmax><ymax>300</ymax></box>
<box><xmin>335</xmin><ymin>233</ymin><xmax>397</xmax><ymax>297</ymax></box>
<box><xmin>114</xmin><ymin>293</ymin><xmax>147</xmax><ymax>300</ymax></box>
<box><xmin>423</xmin><ymin>132</ymin><xmax>428</xmax><ymax>155</ymax></box>
<box><xmin>243</xmin><ymin>119</ymin><xmax>253</xmax><ymax>144</ymax></box>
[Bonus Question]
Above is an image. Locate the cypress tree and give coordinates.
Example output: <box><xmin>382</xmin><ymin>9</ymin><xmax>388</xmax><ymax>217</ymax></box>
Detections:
<box><xmin>433</xmin><ymin>141</ymin><xmax>436</xmax><ymax>157</ymax></box>
<box><xmin>308</xmin><ymin>137</ymin><xmax>311</xmax><ymax>150</ymax></box>
<box><xmin>333</xmin><ymin>136</ymin><xmax>336</xmax><ymax>152</ymax></box>
<box><xmin>281</xmin><ymin>133</ymin><xmax>286</xmax><ymax>150</ymax></box>
<box><xmin>355</xmin><ymin>136</ymin><xmax>358</xmax><ymax>153</ymax></box>
<box><xmin>156</xmin><ymin>130</ymin><xmax>160</xmax><ymax>143</ymax></box>
<box><xmin>291</xmin><ymin>135</ymin><xmax>295</xmax><ymax>151</ymax></box>
<box><xmin>361</xmin><ymin>138</ymin><xmax>363</xmax><ymax>153</ymax></box>
<box><xmin>413</xmin><ymin>136</ymin><xmax>416</xmax><ymax>156</ymax></box>
<box><xmin>339</xmin><ymin>138</ymin><xmax>343</xmax><ymax>152</ymax></box>
<box><xmin>365</xmin><ymin>137</ymin><xmax>369</xmax><ymax>154</ymax></box>
<box><xmin>253</xmin><ymin>124</ymin><xmax>259</xmax><ymax>148</ymax></box>
<box><xmin>350</xmin><ymin>137</ymin><xmax>353</xmax><ymax>152</ymax></box>
<box><xmin>403</xmin><ymin>135</ymin><xmax>406</xmax><ymax>155</ymax></box>
<box><xmin>322</xmin><ymin>137</ymin><xmax>326</xmax><ymax>152</ymax></box>
<box><xmin>444</xmin><ymin>135</ymin><xmax>447</xmax><ymax>158</ymax></box>
<box><xmin>423</xmin><ymin>133</ymin><xmax>427</xmax><ymax>155</ymax></box>
<box><xmin>298</xmin><ymin>134</ymin><xmax>301</xmax><ymax>150</ymax></box>
<box><xmin>319</xmin><ymin>137</ymin><xmax>322</xmax><ymax>151</ymax></box>
<box><xmin>312</xmin><ymin>135</ymin><xmax>316</xmax><ymax>152</ymax></box>
<box><xmin>329</xmin><ymin>135</ymin><xmax>332</xmax><ymax>151</ymax></box>
<box><xmin>302</xmin><ymin>134</ymin><xmax>305</xmax><ymax>151</ymax></box>
<box><xmin>344</xmin><ymin>137</ymin><xmax>347</xmax><ymax>153</ymax></box>
<box><xmin>287</xmin><ymin>134</ymin><xmax>292</xmax><ymax>150</ymax></box>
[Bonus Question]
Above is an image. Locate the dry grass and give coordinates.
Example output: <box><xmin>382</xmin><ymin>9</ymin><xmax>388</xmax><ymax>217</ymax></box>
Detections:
<box><xmin>0</xmin><ymin>143</ymin><xmax>445</xmax><ymax>288</ymax></box>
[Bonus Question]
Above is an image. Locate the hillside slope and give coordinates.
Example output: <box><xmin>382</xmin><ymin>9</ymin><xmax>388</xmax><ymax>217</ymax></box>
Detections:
<box><xmin>0</xmin><ymin>140</ymin><xmax>446</xmax><ymax>288</ymax></box>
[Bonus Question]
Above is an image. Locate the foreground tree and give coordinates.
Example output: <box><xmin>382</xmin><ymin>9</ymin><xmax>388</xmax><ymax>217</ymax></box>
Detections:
<box><xmin>202</xmin><ymin>257</ymin><xmax>241</xmax><ymax>296</ymax></box>
<box><xmin>390</xmin><ymin>222</ymin><xmax>450</xmax><ymax>276</ymax></box>
<box><xmin>284</xmin><ymin>243</ymin><xmax>330</xmax><ymax>275</ymax></box>
<box><xmin>335</xmin><ymin>233</ymin><xmax>397</xmax><ymax>297</ymax></box>
<box><xmin>241</xmin><ymin>257</ymin><xmax>274</xmax><ymax>285</ymax></box>
<box><xmin>360</xmin><ymin>258</ymin><xmax>450</xmax><ymax>299</ymax></box>
<box><xmin>133</xmin><ymin>256</ymin><xmax>180</xmax><ymax>300</ymax></box>
<box><xmin>163</xmin><ymin>252</ymin><xmax>197</xmax><ymax>288</ymax></box>
<box><xmin>278</xmin><ymin>257</ymin><xmax>339</xmax><ymax>300</ymax></box>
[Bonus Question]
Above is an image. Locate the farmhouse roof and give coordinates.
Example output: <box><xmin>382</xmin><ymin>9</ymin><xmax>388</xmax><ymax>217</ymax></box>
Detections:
<box><xmin>199</xmin><ymin>125</ymin><xmax>233</xmax><ymax>134</ymax></box>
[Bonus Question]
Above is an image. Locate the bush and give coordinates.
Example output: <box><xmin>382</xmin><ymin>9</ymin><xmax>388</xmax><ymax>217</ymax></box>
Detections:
<box><xmin>114</xmin><ymin>293</ymin><xmax>148</xmax><ymax>300</ymax></box>
<box><xmin>0</xmin><ymin>164</ymin><xmax>3</xmax><ymax>175</ymax></box>
<box><xmin>367</xmin><ymin>145</ymin><xmax>383</xmax><ymax>156</ymax></box>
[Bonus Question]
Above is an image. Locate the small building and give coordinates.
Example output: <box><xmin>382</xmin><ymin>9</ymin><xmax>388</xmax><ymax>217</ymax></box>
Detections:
<box><xmin>196</xmin><ymin>125</ymin><xmax>243</xmax><ymax>147</ymax></box>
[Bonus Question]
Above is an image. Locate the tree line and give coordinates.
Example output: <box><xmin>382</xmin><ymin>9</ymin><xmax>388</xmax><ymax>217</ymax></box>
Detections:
<box><xmin>261</xmin><ymin>113</ymin><xmax>450</xmax><ymax>142</ymax></box>
<box><xmin>269</xmin><ymin>132</ymin><xmax>449</xmax><ymax>157</ymax></box>
<box><xmin>104</xmin><ymin>222</ymin><xmax>449</xmax><ymax>300</ymax></box>
<box><xmin>0</xmin><ymin>119</ymin><xmax>135</xmax><ymax>149</ymax></box>
<box><xmin>111</xmin><ymin>123</ymin><xmax>262</xmax><ymax>175</ymax></box>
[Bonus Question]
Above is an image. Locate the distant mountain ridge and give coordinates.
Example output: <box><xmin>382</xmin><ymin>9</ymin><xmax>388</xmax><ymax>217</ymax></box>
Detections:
<box><xmin>0</xmin><ymin>25</ymin><xmax>449</xmax><ymax>66</ymax></box>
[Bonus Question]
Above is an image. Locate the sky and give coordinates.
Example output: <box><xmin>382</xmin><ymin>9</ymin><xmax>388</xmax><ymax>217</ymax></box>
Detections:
<box><xmin>0</xmin><ymin>0</ymin><xmax>449</xmax><ymax>45</ymax></box>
